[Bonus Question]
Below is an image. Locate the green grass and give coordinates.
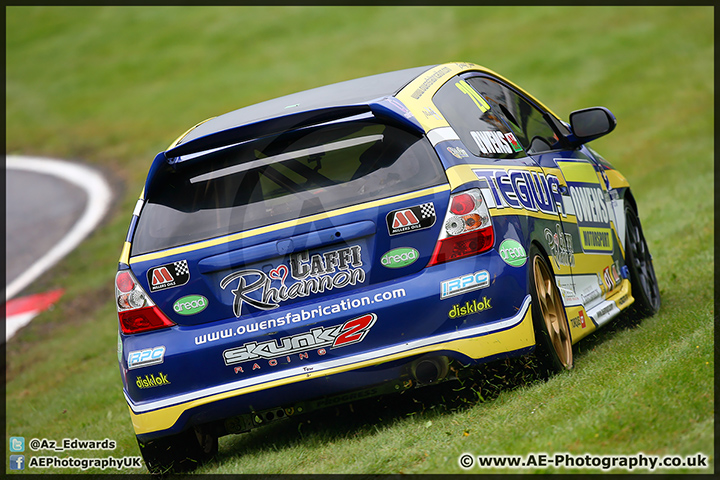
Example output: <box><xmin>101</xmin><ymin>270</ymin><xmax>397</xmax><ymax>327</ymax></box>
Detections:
<box><xmin>5</xmin><ymin>5</ymin><xmax>713</xmax><ymax>475</ymax></box>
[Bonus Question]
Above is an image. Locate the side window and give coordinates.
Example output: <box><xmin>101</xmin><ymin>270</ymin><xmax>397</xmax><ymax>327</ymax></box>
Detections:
<box><xmin>465</xmin><ymin>76</ymin><xmax>568</xmax><ymax>154</ymax></box>
<box><xmin>432</xmin><ymin>78</ymin><xmax>524</xmax><ymax>159</ymax></box>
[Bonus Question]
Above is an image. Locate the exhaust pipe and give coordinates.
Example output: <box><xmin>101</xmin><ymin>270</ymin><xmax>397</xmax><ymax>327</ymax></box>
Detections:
<box><xmin>410</xmin><ymin>356</ymin><xmax>450</xmax><ymax>385</ymax></box>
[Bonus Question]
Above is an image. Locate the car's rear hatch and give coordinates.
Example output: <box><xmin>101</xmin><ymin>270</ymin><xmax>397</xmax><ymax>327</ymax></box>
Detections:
<box><xmin>128</xmin><ymin>106</ymin><xmax>449</xmax><ymax>326</ymax></box>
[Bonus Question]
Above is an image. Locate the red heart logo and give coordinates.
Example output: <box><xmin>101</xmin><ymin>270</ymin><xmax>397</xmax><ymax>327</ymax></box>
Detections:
<box><xmin>268</xmin><ymin>265</ymin><xmax>289</xmax><ymax>284</ymax></box>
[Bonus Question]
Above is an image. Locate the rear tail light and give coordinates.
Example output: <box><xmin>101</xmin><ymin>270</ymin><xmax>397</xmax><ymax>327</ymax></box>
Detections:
<box><xmin>115</xmin><ymin>270</ymin><xmax>175</xmax><ymax>334</ymax></box>
<box><xmin>427</xmin><ymin>188</ymin><xmax>494</xmax><ymax>266</ymax></box>
<box><xmin>449</xmin><ymin>193</ymin><xmax>475</xmax><ymax>215</ymax></box>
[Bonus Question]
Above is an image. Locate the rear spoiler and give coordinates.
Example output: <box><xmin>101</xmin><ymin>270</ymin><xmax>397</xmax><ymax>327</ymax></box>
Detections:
<box><xmin>143</xmin><ymin>99</ymin><xmax>425</xmax><ymax>198</ymax></box>
<box><xmin>163</xmin><ymin>100</ymin><xmax>424</xmax><ymax>162</ymax></box>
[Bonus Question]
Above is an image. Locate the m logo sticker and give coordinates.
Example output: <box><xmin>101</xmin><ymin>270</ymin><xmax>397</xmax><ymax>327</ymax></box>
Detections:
<box><xmin>147</xmin><ymin>260</ymin><xmax>190</xmax><ymax>292</ymax></box>
<box><xmin>386</xmin><ymin>203</ymin><xmax>436</xmax><ymax>236</ymax></box>
<box><xmin>151</xmin><ymin>267</ymin><xmax>173</xmax><ymax>286</ymax></box>
<box><xmin>392</xmin><ymin>210</ymin><xmax>419</xmax><ymax>229</ymax></box>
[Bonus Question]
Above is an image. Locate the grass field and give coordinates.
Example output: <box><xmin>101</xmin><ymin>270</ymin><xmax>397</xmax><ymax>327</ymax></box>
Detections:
<box><xmin>5</xmin><ymin>6</ymin><xmax>714</xmax><ymax>474</ymax></box>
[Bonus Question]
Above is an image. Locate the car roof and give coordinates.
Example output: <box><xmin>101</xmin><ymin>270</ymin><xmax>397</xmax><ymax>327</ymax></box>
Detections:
<box><xmin>179</xmin><ymin>65</ymin><xmax>435</xmax><ymax>144</ymax></box>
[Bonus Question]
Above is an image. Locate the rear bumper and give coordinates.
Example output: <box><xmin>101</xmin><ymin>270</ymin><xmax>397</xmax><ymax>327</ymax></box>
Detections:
<box><xmin>126</xmin><ymin>293</ymin><xmax>535</xmax><ymax>440</ymax></box>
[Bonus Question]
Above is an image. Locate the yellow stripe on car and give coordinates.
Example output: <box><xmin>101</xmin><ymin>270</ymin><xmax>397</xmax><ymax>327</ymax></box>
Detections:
<box><xmin>129</xmin><ymin>303</ymin><xmax>535</xmax><ymax>435</ymax></box>
<box><xmin>129</xmin><ymin>185</ymin><xmax>450</xmax><ymax>264</ymax></box>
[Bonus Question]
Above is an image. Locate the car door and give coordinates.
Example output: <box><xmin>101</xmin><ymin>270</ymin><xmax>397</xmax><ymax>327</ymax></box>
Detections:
<box><xmin>462</xmin><ymin>74</ymin><xmax>622</xmax><ymax>325</ymax></box>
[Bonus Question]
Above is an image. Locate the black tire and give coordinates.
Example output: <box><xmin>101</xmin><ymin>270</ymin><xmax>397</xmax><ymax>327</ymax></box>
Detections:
<box><xmin>624</xmin><ymin>203</ymin><xmax>660</xmax><ymax>318</ymax></box>
<box><xmin>529</xmin><ymin>245</ymin><xmax>573</xmax><ymax>377</ymax></box>
<box><xmin>138</xmin><ymin>427</ymin><xmax>217</xmax><ymax>475</ymax></box>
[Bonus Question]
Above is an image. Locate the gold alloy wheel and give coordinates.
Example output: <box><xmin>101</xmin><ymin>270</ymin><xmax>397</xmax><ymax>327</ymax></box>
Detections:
<box><xmin>533</xmin><ymin>256</ymin><xmax>572</xmax><ymax>369</ymax></box>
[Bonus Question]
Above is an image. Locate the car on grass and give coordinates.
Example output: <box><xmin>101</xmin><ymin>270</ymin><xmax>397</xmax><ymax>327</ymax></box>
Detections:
<box><xmin>115</xmin><ymin>62</ymin><xmax>660</xmax><ymax>473</ymax></box>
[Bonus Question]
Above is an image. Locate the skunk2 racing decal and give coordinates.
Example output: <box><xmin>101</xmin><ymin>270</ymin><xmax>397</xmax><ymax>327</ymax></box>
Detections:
<box><xmin>222</xmin><ymin>314</ymin><xmax>377</xmax><ymax>366</ymax></box>
<box><xmin>220</xmin><ymin>245</ymin><xmax>366</xmax><ymax>317</ymax></box>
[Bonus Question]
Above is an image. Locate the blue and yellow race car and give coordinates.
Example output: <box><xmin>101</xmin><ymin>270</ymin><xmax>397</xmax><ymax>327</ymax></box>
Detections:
<box><xmin>115</xmin><ymin>62</ymin><xmax>660</xmax><ymax>473</ymax></box>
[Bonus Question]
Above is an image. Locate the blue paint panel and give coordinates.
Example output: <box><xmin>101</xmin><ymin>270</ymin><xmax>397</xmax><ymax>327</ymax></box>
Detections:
<box><xmin>197</xmin><ymin>221</ymin><xmax>376</xmax><ymax>274</ymax></box>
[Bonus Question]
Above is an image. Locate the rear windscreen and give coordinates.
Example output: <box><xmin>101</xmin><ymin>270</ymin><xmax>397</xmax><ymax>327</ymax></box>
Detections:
<box><xmin>131</xmin><ymin>120</ymin><xmax>446</xmax><ymax>255</ymax></box>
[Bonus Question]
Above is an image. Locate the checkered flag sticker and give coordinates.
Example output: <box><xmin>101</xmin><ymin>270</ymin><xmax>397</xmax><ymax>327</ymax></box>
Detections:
<box><xmin>420</xmin><ymin>203</ymin><xmax>435</xmax><ymax>219</ymax></box>
<box><xmin>148</xmin><ymin>259</ymin><xmax>190</xmax><ymax>292</ymax></box>
<box><xmin>386</xmin><ymin>202</ymin><xmax>437</xmax><ymax>236</ymax></box>
<box><xmin>174</xmin><ymin>260</ymin><xmax>189</xmax><ymax>276</ymax></box>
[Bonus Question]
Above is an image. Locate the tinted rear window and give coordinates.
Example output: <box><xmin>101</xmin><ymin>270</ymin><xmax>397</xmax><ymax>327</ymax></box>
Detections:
<box><xmin>131</xmin><ymin>120</ymin><xmax>446</xmax><ymax>255</ymax></box>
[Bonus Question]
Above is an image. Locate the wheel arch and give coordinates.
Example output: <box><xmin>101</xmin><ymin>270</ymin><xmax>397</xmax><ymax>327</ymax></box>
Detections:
<box><xmin>526</xmin><ymin>240</ymin><xmax>574</xmax><ymax>374</ymax></box>
<box><xmin>622</xmin><ymin>187</ymin><xmax>639</xmax><ymax>215</ymax></box>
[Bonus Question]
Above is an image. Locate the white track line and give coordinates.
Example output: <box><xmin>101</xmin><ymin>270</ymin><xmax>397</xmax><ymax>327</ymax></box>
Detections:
<box><xmin>6</xmin><ymin>156</ymin><xmax>113</xmax><ymax>300</ymax></box>
<box><xmin>6</xmin><ymin>311</ymin><xmax>40</xmax><ymax>341</ymax></box>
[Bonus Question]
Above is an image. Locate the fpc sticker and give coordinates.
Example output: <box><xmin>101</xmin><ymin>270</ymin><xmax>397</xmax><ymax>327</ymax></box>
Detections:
<box><xmin>441</xmin><ymin>270</ymin><xmax>490</xmax><ymax>299</ymax></box>
<box><xmin>128</xmin><ymin>346</ymin><xmax>166</xmax><ymax>370</ymax></box>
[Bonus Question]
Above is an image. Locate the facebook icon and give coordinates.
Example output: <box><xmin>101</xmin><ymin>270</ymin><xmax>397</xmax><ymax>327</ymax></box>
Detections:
<box><xmin>10</xmin><ymin>454</ymin><xmax>25</xmax><ymax>470</ymax></box>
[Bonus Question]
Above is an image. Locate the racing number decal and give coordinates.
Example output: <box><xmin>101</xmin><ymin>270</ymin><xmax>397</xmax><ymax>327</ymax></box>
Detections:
<box><xmin>456</xmin><ymin>80</ymin><xmax>491</xmax><ymax>113</ymax></box>
<box><xmin>333</xmin><ymin>313</ymin><xmax>377</xmax><ymax>347</ymax></box>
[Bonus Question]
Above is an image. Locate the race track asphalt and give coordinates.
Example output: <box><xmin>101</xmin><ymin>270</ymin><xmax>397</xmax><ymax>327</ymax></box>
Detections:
<box><xmin>5</xmin><ymin>156</ymin><xmax>112</xmax><ymax>340</ymax></box>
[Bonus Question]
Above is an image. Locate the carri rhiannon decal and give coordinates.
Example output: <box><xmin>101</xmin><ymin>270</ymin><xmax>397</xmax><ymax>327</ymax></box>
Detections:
<box><xmin>220</xmin><ymin>245</ymin><xmax>366</xmax><ymax>317</ymax></box>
